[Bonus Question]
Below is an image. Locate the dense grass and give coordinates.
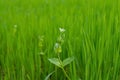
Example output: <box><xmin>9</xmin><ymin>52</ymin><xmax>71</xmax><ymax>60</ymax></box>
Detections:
<box><xmin>0</xmin><ymin>0</ymin><xmax>120</xmax><ymax>80</ymax></box>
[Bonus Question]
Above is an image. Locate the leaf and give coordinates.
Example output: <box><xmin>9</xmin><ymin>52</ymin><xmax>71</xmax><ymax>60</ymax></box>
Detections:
<box><xmin>63</xmin><ymin>57</ymin><xmax>74</xmax><ymax>67</ymax></box>
<box><xmin>48</xmin><ymin>58</ymin><xmax>62</xmax><ymax>68</ymax></box>
<box><xmin>44</xmin><ymin>71</ymin><xmax>55</xmax><ymax>80</ymax></box>
<box><xmin>26</xmin><ymin>74</ymin><xmax>31</xmax><ymax>80</ymax></box>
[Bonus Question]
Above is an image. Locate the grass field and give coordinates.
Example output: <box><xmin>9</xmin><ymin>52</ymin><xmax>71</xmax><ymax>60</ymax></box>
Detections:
<box><xmin>0</xmin><ymin>0</ymin><xmax>120</xmax><ymax>80</ymax></box>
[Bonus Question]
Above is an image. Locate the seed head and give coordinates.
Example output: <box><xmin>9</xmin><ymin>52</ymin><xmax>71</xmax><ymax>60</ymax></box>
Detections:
<box><xmin>38</xmin><ymin>36</ymin><xmax>44</xmax><ymax>49</ymax></box>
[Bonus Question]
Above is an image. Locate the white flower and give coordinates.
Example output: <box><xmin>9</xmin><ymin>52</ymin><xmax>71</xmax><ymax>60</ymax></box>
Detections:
<box><xmin>59</xmin><ymin>28</ymin><xmax>65</xmax><ymax>33</ymax></box>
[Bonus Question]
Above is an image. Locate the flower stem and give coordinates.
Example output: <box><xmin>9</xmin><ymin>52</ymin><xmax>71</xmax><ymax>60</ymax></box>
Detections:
<box><xmin>57</xmin><ymin>54</ymin><xmax>71</xmax><ymax>80</ymax></box>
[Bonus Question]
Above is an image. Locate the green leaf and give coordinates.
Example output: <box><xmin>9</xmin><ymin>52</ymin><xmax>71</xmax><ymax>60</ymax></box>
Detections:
<box><xmin>63</xmin><ymin>57</ymin><xmax>74</xmax><ymax>67</ymax></box>
<box><xmin>44</xmin><ymin>71</ymin><xmax>55</xmax><ymax>80</ymax></box>
<box><xmin>48</xmin><ymin>58</ymin><xmax>62</xmax><ymax>68</ymax></box>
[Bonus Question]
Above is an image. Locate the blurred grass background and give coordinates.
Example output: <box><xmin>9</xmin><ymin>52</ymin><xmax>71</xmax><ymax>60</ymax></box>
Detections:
<box><xmin>0</xmin><ymin>0</ymin><xmax>120</xmax><ymax>80</ymax></box>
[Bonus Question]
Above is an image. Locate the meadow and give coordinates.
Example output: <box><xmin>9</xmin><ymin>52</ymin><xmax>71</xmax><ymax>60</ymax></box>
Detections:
<box><xmin>0</xmin><ymin>0</ymin><xmax>120</xmax><ymax>80</ymax></box>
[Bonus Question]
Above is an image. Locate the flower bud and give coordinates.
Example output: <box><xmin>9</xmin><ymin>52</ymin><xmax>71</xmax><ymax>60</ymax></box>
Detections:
<box><xmin>54</xmin><ymin>43</ymin><xmax>62</xmax><ymax>54</ymax></box>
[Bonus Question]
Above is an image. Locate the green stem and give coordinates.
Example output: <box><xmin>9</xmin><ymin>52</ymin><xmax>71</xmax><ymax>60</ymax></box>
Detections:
<box><xmin>61</xmin><ymin>67</ymin><xmax>71</xmax><ymax>80</ymax></box>
<box><xmin>57</xmin><ymin>54</ymin><xmax>71</xmax><ymax>80</ymax></box>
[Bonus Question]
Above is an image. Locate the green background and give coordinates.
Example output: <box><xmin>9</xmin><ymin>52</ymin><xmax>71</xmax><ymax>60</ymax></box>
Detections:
<box><xmin>0</xmin><ymin>0</ymin><xmax>120</xmax><ymax>80</ymax></box>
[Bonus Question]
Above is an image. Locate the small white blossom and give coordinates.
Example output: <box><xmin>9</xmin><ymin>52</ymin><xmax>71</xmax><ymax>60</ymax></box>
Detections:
<box><xmin>59</xmin><ymin>28</ymin><xmax>65</xmax><ymax>33</ymax></box>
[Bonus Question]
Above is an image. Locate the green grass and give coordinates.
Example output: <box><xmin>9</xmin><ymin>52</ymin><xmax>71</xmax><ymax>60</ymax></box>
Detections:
<box><xmin>0</xmin><ymin>0</ymin><xmax>120</xmax><ymax>80</ymax></box>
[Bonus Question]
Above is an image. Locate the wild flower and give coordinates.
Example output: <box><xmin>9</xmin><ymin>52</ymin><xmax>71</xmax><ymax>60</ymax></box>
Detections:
<box><xmin>47</xmin><ymin>27</ymin><xmax>74</xmax><ymax>80</ymax></box>
<box><xmin>57</xmin><ymin>28</ymin><xmax>66</xmax><ymax>44</ymax></box>
<box><xmin>59</xmin><ymin>28</ymin><xmax>65</xmax><ymax>33</ymax></box>
<box><xmin>54</xmin><ymin>28</ymin><xmax>66</xmax><ymax>54</ymax></box>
